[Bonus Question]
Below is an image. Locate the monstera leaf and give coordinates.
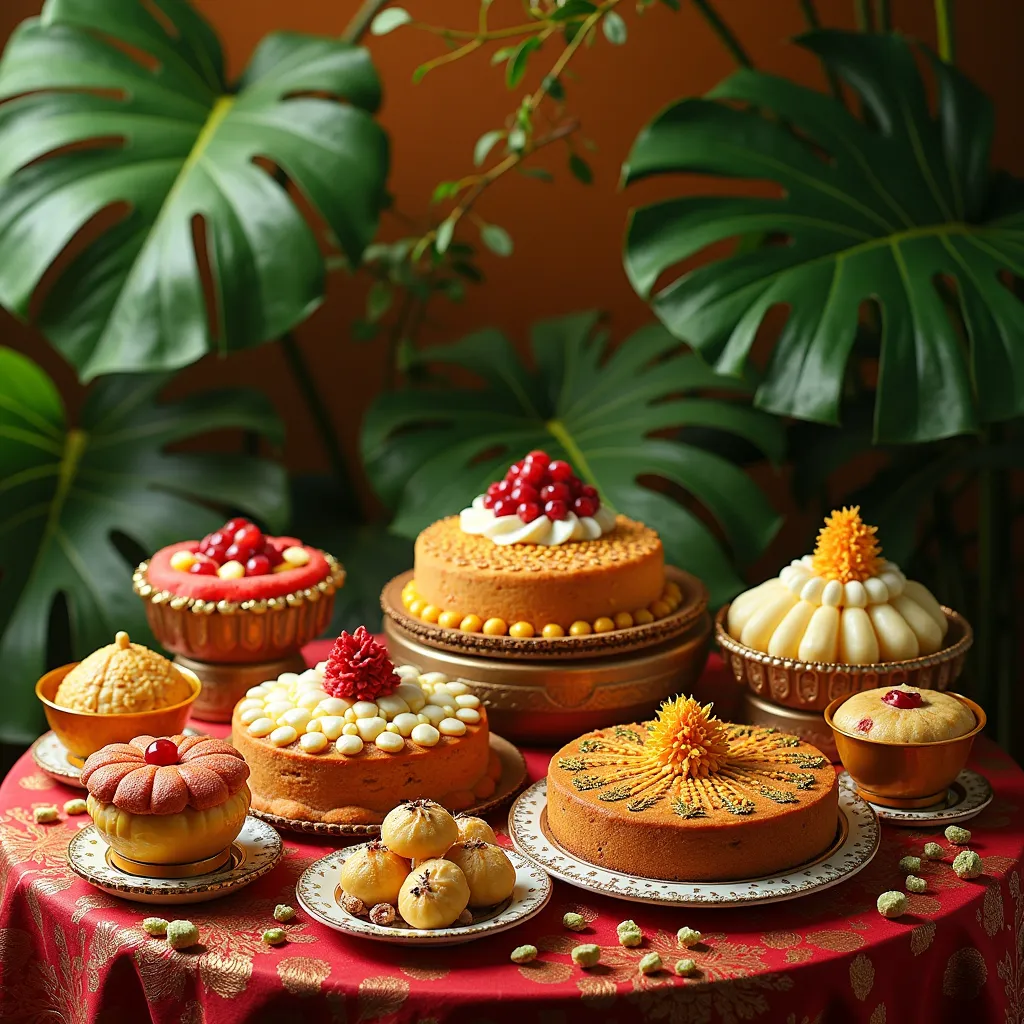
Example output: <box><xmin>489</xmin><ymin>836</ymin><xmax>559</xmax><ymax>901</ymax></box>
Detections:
<box><xmin>0</xmin><ymin>347</ymin><xmax>289</xmax><ymax>743</ymax></box>
<box><xmin>623</xmin><ymin>30</ymin><xmax>1024</xmax><ymax>443</ymax></box>
<box><xmin>0</xmin><ymin>0</ymin><xmax>388</xmax><ymax>381</ymax></box>
<box><xmin>361</xmin><ymin>312</ymin><xmax>783</xmax><ymax>605</ymax></box>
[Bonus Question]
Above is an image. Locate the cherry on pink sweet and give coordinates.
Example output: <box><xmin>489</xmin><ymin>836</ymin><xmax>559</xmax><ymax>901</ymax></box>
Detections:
<box><xmin>882</xmin><ymin>689</ymin><xmax>923</xmax><ymax>709</ymax></box>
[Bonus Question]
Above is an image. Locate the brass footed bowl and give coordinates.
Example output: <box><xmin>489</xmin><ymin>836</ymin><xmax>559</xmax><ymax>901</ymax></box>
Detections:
<box><xmin>825</xmin><ymin>692</ymin><xmax>986</xmax><ymax>809</ymax></box>
<box><xmin>36</xmin><ymin>663</ymin><xmax>201</xmax><ymax>761</ymax></box>
<box><xmin>715</xmin><ymin>604</ymin><xmax>973</xmax><ymax>712</ymax></box>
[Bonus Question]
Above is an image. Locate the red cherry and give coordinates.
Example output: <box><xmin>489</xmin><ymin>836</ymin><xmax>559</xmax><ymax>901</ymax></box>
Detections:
<box><xmin>544</xmin><ymin>499</ymin><xmax>568</xmax><ymax>521</ymax></box>
<box><xmin>486</xmin><ymin>481</ymin><xmax>502</xmax><ymax>496</ymax></box>
<box><xmin>262</xmin><ymin>542</ymin><xmax>284</xmax><ymax>567</ymax></box>
<box><xmin>881</xmin><ymin>689</ymin><xmax>923</xmax><ymax>709</ymax></box>
<box><xmin>495</xmin><ymin>479</ymin><xmax>513</xmax><ymax>496</ymax></box>
<box><xmin>525</xmin><ymin>449</ymin><xmax>549</xmax><ymax>464</ymax></box>
<box><xmin>224</xmin><ymin>542</ymin><xmax>254</xmax><ymax>562</ymax></box>
<box><xmin>517</xmin><ymin>501</ymin><xmax>542</xmax><ymax>523</ymax></box>
<box><xmin>574</xmin><ymin>496</ymin><xmax>597</xmax><ymax>518</ymax></box>
<box><xmin>189</xmin><ymin>555</ymin><xmax>218</xmax><ymax>576</ymax></box>
<box><xmin>505</xmin><ymin>461</ymin><xmax>523</xmax><ymax>481</ymax></box>
<box><xmin>144</xmin><ymin>738</ymin><xmax>180</xmax><ymax>766</ymax></box>
<box><xmin>483</xmin><ymin>493</ymin><xmax>496</xmax><ymax>509</ymax></box>
<box><xmin>234</xmin><ymin>524</ymin><xmax>263</xmax><ymax>548</ymax></box>
<box><xmin>567</xmin><ymin>476</ymin><xmax>583</xmax><ymax>497</ymax></box>
<box><xmin>518</xmin><ymin>461</ymin><xmax>546</xmax><ymax>487</ymax></box>
<box><xmin>580</xmin><ymin>484</ymin><xmax>599</xmax><ymax>500</ymax></box>
<box><xmin>202</xmin><ymin>530</ymin><xmax>227</xmax><ymax>551</ymax></box>
<box><xmin>540</xmin><ymin>482</ymin><xmax>570</xmax><ymax>504</ymax></box>
<box><xmin>223</xmin><ymin>517</ymin><xmax>250</xmax><ymax>535</ymax></box>
<box><xmin>493</xmin><ymin>498</ymin><xmax>516</xmax><ymax>518</ymax></box>
<box><xmin>509</xmin><ymin>484</ymin><xmax>538</xmax><ymax>504</ymax></box>
<box><xmin>246</xmin><ymin>554</ymin><xmax>271</xmax><ymax>576</ymax></box>
<box><xmin>547</xmin><ymin>460</ymin><xmax>573</xmax><ymax>483</ymax></box>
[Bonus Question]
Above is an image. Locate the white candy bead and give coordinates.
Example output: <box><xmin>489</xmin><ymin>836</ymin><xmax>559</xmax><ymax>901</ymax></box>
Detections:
<box><xmin>342</xmin><ymin>723</ymin><xmax>359</xmax><ymax>736</ymax></box>
<box><xmin>430</xmin><ymin>684</ymin><xmax>453</xmax><ymax>698</ymax></box>
<box><xmin>336</xmin><ymin>735</ymin><xmax>363</xmax><ymax>756</ymax></box>
<box><xmin>417</xmin><ymin>714</ymin><xmax>430</xmax><ymax>724</ymax></box>
<box><xmin>269</xmin><ymin>725</ymin><xmax>298</xmax><ymax>747</ymax></box>
<box><xmin>238</xmin><ymin>698</ymin><xmax>265</xmax><ymax>713</ymax></box>
<box><xmin>427</xmin><ymin>697</ymin><xmax>457</xmax><ymax>714</ymax></box>
<box><xmin>376</xmin><ymin>694</ymin><xmax>411</xmax><ymax>719</ymax></box>
<box><xmin>385</xmin><ymin>722</ymin><xmax>400</xmax><ymax>733</ymax></box>
<box><xmin>410</xmin><ymin>723</ymin><xmax>440</xmax><ymax>747</ymax></box>
<box><xmin>305</xmin><ymin>719</ymin><xmax>323</xmax><ymax>733</ymax></box>
<box><xmin>821</xmin><ymin>580</ymin><xmax>844</xmax><ymax>608</ymax></box>
<box><xmin>392</xmin><ymin>713</ymin><xmax>420</xmax><ymax>737</ymax></box>
<box><xmin>264</xmin><ymin>700</ymin><xmax>294</xmax><ymax>719</ymax></box>
<box><xmin>799</xmin><ymin>576</ymin><xmax>826</xmax><ymax>605</ymax></box>
<box><xmin>864</xmin><ymin>577</ymin><xmax>890</xmax><ymax>604</ymax></box>
<box><xmin>343</xmin><ymin>709</ymin><xmax>357</xmax><ymax>723</ymax></box>
<box><xmin>266</xmin><ymin>687</ymin><xmax>289</xmax><ymax>702</ymax></box>
<box><xmin>318</xmin><ymin>716</ymin><xmax>347</xmax><ymax>740</ymax></box>
<box><xmin>280</xmin><ymin>708</ymin><xmax>312</xmax><ymax>731</ymax></box>
<box><xmin>245</xmin><ymin>685</ymin><xmax>268</xmax><ymax>698</ymax></box>
<box><xmin>278</xmin><ymin>672</ymin><xmax>300</xmax><ymax>687</ymax></box>
<box><xmin>395</xmin><ymin>683</ymin><xmax>426</xmax><ymax>713</ymax></box>
<box><xmin>420</xmin><ymin>672</ymin><xmax>448</xmax><ymax>688</ymax></box>
<box><xmin>315</xmin><ymin>660</ymin><xmax>328</xmax><ymax>674</ymax></box>
<box><xmin>247</xmin><ymin>717</ymin><xmax>275</xmax><ymax>738</ymax></box>
<box><xmin>880</xmin><ymin>571</ymin><xmax>905</xmax><ymax>598</ymax></box>
<box><xmin>355</xmin><ymin>717</ymin><xmax>387</xmax><ymax>742</ymax></box>
<box><xmin>456</xmin><ymin>708</ymin><xmax>481</xmax><ymax>724</ymax></box>
<box><xmin>297</xmin><ymin>690</ymin><xmax>329</xmax><ymax>710</ymax></box>
<box><xmin>439</xmin><ymin>718</ymin><xmax>467</xmax><ymax>736</ymax></box>
<box><xmin>444</xmin><ymin>681</ymin><xmax>469</xmax><ymax>696</ymax></box>
<box><xmin>419</xmin><ymin>704</ymin><xmax>448</xmax><ymax>725</ymax></box>
<box><xmin>394</xmin><ymin>665</ymin><xmax>421</xmax><ymax>681</ymax></box>
<box><xmin>844</xmin><ymin>580</ymin><xmax>868</xmax><ymax>608</ymax></box>
<box><xmin>353</xmin><ymin>701</ymin><xmax>379</xmax><ymax>719</ymax></box>
<box><xmin>375</xmin><ymin>731</ymin><xmax>405</xmax><ymax>753</ymax></box>
<box><xmin>240</xmin><ymin>707</ymin><xmax>264</xmax><ymax>726</ymax></box>
<box><xmin>299</xmin><ymin>732</ymin><xmax>329</xmax><ymax>754</ymax></box>
<box><xmin>297</xmin><ymin>669</ymin><xmax>322</xmax><ymax>688</ymax></box>
<box><xmin>315</xmin><ymin>697</ymin><xmax>352</xmax><ymax>716</ymax></box>
<box><xmin>455</xmin><ymin>694</ymin><xmax>480</xmax><ymax>709</ymax></box>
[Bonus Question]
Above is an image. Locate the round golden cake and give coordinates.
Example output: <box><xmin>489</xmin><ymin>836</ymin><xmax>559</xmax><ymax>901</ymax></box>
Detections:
<box><xmin>232</xmin><ymin>629</ymin><xmax>499</xmax><ymax>825</ymax></box>
<box><xmin>413</xmin><ymin>515</ymin><xmax>664</xmax><ymax>630</ymax></box>
<box><xmin>547</xmin><ymin>696</ymin><xmax>839</xmax><ymax>882</ymax></box>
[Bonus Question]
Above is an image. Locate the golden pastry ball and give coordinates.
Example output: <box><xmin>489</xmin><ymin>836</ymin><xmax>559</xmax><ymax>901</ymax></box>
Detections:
<box><xmin>397</xmin><ymin>858</ymin><xmax>470</xmax><ymax>929</ymax></box>
<box><xmin>381</xmin><ymin>799</ymin><xmax>459</xmax><ymax>860</ymax></box>
<box><xmin>339</xmin><ymin>841</ymin><xmax>410</xmax><ymax>907</ymax></box>
<box><xmin>444</xmin><ymin>840</ymin><xmax>516</xmax><ymax>907</ymax></box>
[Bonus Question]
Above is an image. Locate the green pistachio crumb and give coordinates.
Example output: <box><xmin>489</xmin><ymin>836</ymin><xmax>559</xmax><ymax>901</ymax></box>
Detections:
<box><xmin>638</xmin><ymin>951</ymin><xmax>662</xmax><ymax>975</ymax></box>
<box><xmin>511</xmin><ymin>944</ymin><xmax>538</xmax><ymax>964</ymax></box>
<box><xmin>945</xmin><ymin>826</ymin><xmax>972</xmax><ymax>845</ymax></box>
<box><xmin>923</xmin><ymin>842</ymin><xmax>944</xmax><ymax>859</ymax></box>
<box><xmin>142</xmin><ymin>917</ymin><xmax>168</xmax><ymax>936</ymax></box>
<box><xmin>571</xmin><ymin>944</ymin><xmax>601</xmax><ymax>968</ymax></box>
<box><xmin>33</xmin><ymin>806</ymin><xmax>59</xmax><ymax>824</ymax></box>
<box><xmin>563</xmin><ymin>912</ymin><xmax>587</xmax><ymax>932</ymax></box>
<box><xmin>898</xmin><ymin>855</ymin><xmax>921</xmax><ymax>873</ymax></box>
<box><xmin>273</xmin><ymin>905</ymin><xmax>295</xmax><ymax>923</ymax></box>
<box><xmin>63</xmin><ymin>798</ymin><xmax>87</xmax><ymax>815</ymax></box>
<box><xmin>675</xmin><ymin>958</ymin><xmax>698</xmax><ymax>976</ymax></box>
<box><xmin>906</xmin><ymin>875</ymin><xmax>927</xmax><ymax>893</ymax></box>
<box><xmin>676</xmin><ymin>927</ymin><xmax>702</xmax><ymax>947</ymax></box>
<box><xmin>616</xmin><ymin>919</ymin><xmax>643</xmax><ymax>947</ymax></box>
<box><xmin>166</xmin><ymin>920</ymin><xmax>199</xmax><ymax>949</ymax></box>
<box><xmin>953</xmin><ymin>850</ymin><xmax>983</xmax><ymax>879</ymax></box>
<box><xmin>876</xmin><ymin>891</ymin><xmax>908</xmax><ymax>919</ymax></box>
<box><xmin>262</xmin><ymin>927</ymin><xmax>287</xmax><ymax>946</ymax></box>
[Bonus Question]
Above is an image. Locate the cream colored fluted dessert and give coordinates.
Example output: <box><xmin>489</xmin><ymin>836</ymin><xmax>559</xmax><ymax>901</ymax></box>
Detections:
<box><xmin>727</xmin><ymin>507</ymin><xmax>947</xmax><ymax>664</ymax></box>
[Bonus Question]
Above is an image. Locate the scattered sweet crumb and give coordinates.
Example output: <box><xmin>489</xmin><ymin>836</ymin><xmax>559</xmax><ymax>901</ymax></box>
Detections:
<box><xmin>923</xmin><ymin>842</ymin><xmax>944</xmax><ymax>859</ymax></box>
<box><xmin>273</xmin><ymin>905</ymin><xmax>295</xmax><ymax>923</ymax></box>
<box><xmin>166</xmin><ymin>920</ymin><xmax>199</xmax><ymax>949</ymax></box>
<box><xmin>33</xmin><ymin>806</ymin><xmax>59</xmax><ymax>824</ymax></box>
<box><xmin>898</xmin><ymin>855</ymin><xmax>921</xmax><ymax>874</ymax></box>
<box><xmin>953</xmin><ymin>850</ymin><xmax>983</xmax><ymax>879</ymax></box>
<box><xmin>142</xmin><ymin>917</ymin><xmax>168</xmax><ymax>936</ymax></box>
<box><xmin>341</xmin><ymin>893</ymin><xmax>367</xmax><ymax>916</ymax></box>
<box><xmin>945</xmin><ymin>826</ymin><xmax>972</xmax><ymax>845</ymax></box>
<box><xmin>563</xmin><ymin>912</ymin><xmax>587</xmax><ymax>932</ymax></box>
<box><xmin>639</xmin><ymin>951</ymin><xmax>662</xmax><ymax>975</ymax></box>
<box><xmin>906</xmin><ymin>875</ymin><xmax>927</xmax><ymax>893</ymax></box>
<box><xmin>369</xmin><ymin>903</ymin><xmax>396</xmax><ymax>926</ymax></box>
<box><xmin>616</xmin><ymin>920</ymin><xmax>642</xmax><ymax>947</ymax></box>
<box><xmin>511</xmin><ymin>944</ymin><xmax>538</xmax><ymax>964</ymax></box>
<box><xmin>675</xmin><ymin>958</ymin><xmax>698</xmax><ymax>976</ymax></box>
<box><xmin>262</xmin><ymin>928</ymin><xmax>287</xmax><ymax>946</ymax></box>
<box><xmin>571</xmin><ymin>944</ymin><xmax>601</xmax><ymax>968</ymax></box>
<box><xmin>676</xmin><ymin>927</ymin><xmax>702</xmax><ymax>947</ymax></box>
<box><xmin>876</xmin><ymin>891</ymin><xmax>908</xmax><ymax>919</ymax></box>
<box><xmin>62</xmin><ymin>798</ymin><xmax>87</xmax><ymax>815</ymax></box>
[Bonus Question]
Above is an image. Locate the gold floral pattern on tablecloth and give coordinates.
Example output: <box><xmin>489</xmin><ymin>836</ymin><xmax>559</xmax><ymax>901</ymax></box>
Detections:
<box><xmin>942</xmin><ymin>947</ymin><xmax>987</xmax><ymax>999</ymax></box>
<box><xmin>849</xmin><ymin>954</ymin><xmax>874</xmax><ymax>1001</ymax></box>
<box><xmin>803</xmin><ymin>929</ymin><xmax>865</xmax><ymax>953</ymax></box>
<box><xmin>0</xmin><ymin>923</ymin><xmax>93</xmax><ymax>1024</ymax></box>
<box><xmin>17</xmin><ymin>773</ymin><xmax>54</xmax><ymax>791</ymax></box>
<box><xmin>278</xmin><ymin>956</ymin><xmax>332</xmax><ymax>996</ymax></box>
<box><xmin>356</xmin><ymin>976</ymin><xmax>410</xmax><ymax>1022</ymax></box>
<box><xmin>399</xmin><ymin>959</ymin><xmax>450</xmax><ymax>981</ymax></box>
<box><xmin>910</xmin><ymin>921</ymin><xmax>936</xmax><ymax>956</ymax></box>
<box><xmin>996</xmin><ymin>871</ymin><xmax>1024</xmax><ymax>1023</ymax></box>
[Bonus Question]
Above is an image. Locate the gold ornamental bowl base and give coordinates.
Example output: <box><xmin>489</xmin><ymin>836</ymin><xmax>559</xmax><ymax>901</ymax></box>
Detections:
<box><xmin>384</xmin><ymin>613</ymin><xmax>712</xmax><ymax>744</ymax></box>
<box><xmin>741</xmin><ymin>691</ymin><xmax>839</xmax><ymax>763</ymax></box>
<box><xmin>174</xmin><ymin>653</ymin><xmax>307</xmax><ymax>722</ymax></box>
<box><xmin>109</xmin><ymin>846</ymin><xmax>233</xmax><ymax>879</ymax></box>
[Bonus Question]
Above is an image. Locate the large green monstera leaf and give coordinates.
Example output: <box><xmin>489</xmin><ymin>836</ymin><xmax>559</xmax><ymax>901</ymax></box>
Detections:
<box><xmin>0</xmin><ymin>347</ymin><xmax>289</xmax><ymax>743</ymax></box>
<box><xmin>362</xmin><ymin>312</ymin><xmax>783</xmax><ymax>605</ymax></box>
<box><xmin>0</xmin><ymin>0</ymin><xmax>388</xmax><ymax>381</ymax></box>
<box><xmin>623</xmin><ymin>30</ymin><xmax>1024</xmax><ymax>443</ymax></box>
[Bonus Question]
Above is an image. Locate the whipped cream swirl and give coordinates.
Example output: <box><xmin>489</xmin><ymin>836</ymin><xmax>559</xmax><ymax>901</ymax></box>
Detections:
<box><xmin>460</xmin><ymin>495</ymin><xmax>617</xmax><ymax>545</ymax></box>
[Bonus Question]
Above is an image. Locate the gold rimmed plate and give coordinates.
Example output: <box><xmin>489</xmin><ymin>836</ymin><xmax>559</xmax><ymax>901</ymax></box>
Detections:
<box><xmin>296</xmin><ymin>843</ymin><xmax>552</xmax><ymax>946</ymax></box>
<box><xmin>839</xmin><ymin>769</ymin><xmax>993</xmax><ymax>827</ymax></box>
<box><xmin>67</xmin><ymin>815</ymin><xmax>283</xmax><ymax>905</ymax></box>
<box><xmin>246</xmin><ymin>733</ymin><xmax>528</xmax><ymax>837</ymax></box>
<box><xmin>381</xmin><ymin>567</ymin><xmax>707</xmax><ymax>660</ymax></box>
<box><xmin>508</xmin><ymin>779</ymin><xmax>879</xmax><ymax>907</ymax></box>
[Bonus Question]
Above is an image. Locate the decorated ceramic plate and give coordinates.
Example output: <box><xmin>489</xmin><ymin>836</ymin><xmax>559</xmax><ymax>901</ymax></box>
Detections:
<box><xmin>509</xmin><ymin>779</ymin><xmax>879</xmax><ymax>907</ymax></box>
<box><xmin>67</xmin><ymin>815</ymin><xmax>283</xmax><ymax>905</ymax></box>
<box><xmin>248</xmin><ymin>733</ymin><xmax>528</xmax><ymax>837</ymax></box>
<box><xmin>296</xmin><ymin>842</ymin><xmax>552</xmax><ymax>946</ymax></box>
<box><xmin>839</xmin><ymin>769</ymin><xmax>993</xmax><ymax>826</ymax></box>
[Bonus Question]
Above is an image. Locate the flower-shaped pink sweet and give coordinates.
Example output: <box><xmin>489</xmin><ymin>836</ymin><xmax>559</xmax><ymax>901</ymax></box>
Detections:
<box><xmin>81</xmin><ymin>734</ymin><xmax>250</xmax><ymax>815</ymax></box>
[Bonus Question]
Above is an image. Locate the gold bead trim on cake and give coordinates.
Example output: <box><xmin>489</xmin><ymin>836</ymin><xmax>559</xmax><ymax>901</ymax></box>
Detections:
<box><xmin>238</xmin><ymin>664</ymin><xmax>481</xmax><ymax>756</ymax></box>
<box><xmin>556</xmin><ymin>696</ymin><xmax>827</xmax><ymax>817</ymax></box>
<box><xmin>399</xmin><ymin>578</ymin><xmax>683</xmax><ymax>638</ymax></box>
<box><xmin>132</xmin><ymin>555</ymin><xmax>346</xmax><ymax>614</ymax></box>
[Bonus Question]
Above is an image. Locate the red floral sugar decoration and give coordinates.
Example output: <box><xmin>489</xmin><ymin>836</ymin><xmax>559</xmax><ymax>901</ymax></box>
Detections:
<box><xmin>323</xmin><ymin>626</ymin><xmax>400</xmax><ymax>701</ymax></box>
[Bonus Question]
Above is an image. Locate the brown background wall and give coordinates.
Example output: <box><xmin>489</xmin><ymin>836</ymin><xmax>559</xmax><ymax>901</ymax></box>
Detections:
<box><xmin>2</xmin><ymin>0</ymin><xmax>1022</xmax><ymax>579</ymax></box>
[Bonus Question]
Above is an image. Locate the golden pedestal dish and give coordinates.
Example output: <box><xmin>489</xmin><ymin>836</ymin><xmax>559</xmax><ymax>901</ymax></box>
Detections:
<box><xmin>173</xmin><ymin>653</ymin><xmax>307</xmax><ymax>722</ymax></box>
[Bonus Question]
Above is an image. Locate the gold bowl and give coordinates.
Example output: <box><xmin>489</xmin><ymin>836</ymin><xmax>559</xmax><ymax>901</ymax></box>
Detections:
<box><xmin>35</xmin><ymin>663</ymin><xmax>201</xmax><ymax>762</ymax></box>
<box><xmin>715</xmin><ymin>604</ymin><xmax>973</xmax><ymax>712</ymax></box>
<box><xmin>824</xmin><ymin>691</ymin><xmax>986</xmax><ymax>808</ymax></box>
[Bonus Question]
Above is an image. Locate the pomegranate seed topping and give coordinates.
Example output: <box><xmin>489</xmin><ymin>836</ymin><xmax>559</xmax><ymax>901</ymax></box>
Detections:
<box><xmin>580</xmin><ymin>484</ymin><xmax>598</xmax><ymax>500</ymax></box>
<box><xmin>224</xmin><ymin>542</ymin><xmax>254</xmax><ymax>562</ymax></box>
<box><xmin>246</xmin><ymin>554</ymin><xmax>271</xmax><ymax>576</ymax></box>
<box><xmin>234</xmin><ymin>524</ymin><xmax>263</xmax><ymax>548</ymax></box>
<box><xmin>567</xmin><ymin>476</ymin><xmax>583</xmax><ymax>497</ymax></box>
<box><xmin>204</xmin><ymin>530</ymin><xmax>227</xmax><ymax>550</ymax></box>
<box><xmin>547</xmin><ymin>460</ymin><xmax>572</xmax><ymax>483</ymax></box>
<box><xmin>263</xmin><ymin>542</ymin><xmax>284</xmax><ymax>567</ymax></box>
<box><xmin>486</xmin><ymin>481</ymin><xmax>502</xmax><ymax>496</ymax></box>
<box><xmin>510</xmin><ymin>484</ymin><xmax>538</xmax><ymax>504</ymax></box>
<box><xmin>223</xmin><ymin>517</ymin><xmax>250</xmax><ymax>535</ymax></box>
<box><xmin>505</xmin><ymin>461</ymin><xmax>523</xmax><ymax>480</ymax></box>
<box><xmin>495</xmin><ymin>479</ymin><xmax>513</xmax><ymax>496</ymax></box>
<box><xmin>493</xmin><ymin>498</ymin><xmax>516</xmax><ymax>518</ymax></box>
<box><xmin>483</xmin><ymin>493</ymin><xmax>496</xmax><ymax>509</ymax></box>
<box><xmin>144</xmin><ymin>738</ymin><xmax>180</xmax><ymax>766</ymax></box>
<box><xmin>518</xmin><ymin>461</ymin><xmax>546</xmax><ymax>486</ymax></box>
<box><xmin>189</xmin><ymin>555</ymin><xmax>218</xmax><ymax>576</ymax></box>
<box><xmin>517</xmin><ymin>500</ymin><xmax>542</xmax><ymax>523</ymax></box>
<box><xmin>204</xmin><ymin>543</ymin><xmax>229</xmax><ymax>565</ymax></box>
<box><xmin>882</xmin><ymin>689</ymin><xmax>922</xmax><ymax>709</ymax></box>
<box><xmin>574</xmin><ymin>496</ymin><xmax>597</xmax><ymax>518</ymax></box>
<box><xmin>544</xmin><ymin>499</ymin><xmax>568</xmax><ymax>521</ymax></box>
<box><xmin>540</xmin><ymin>482</ymin><xmax>570</xmax><ymax>503</ymax></box>
<box><xmin>524</xmin><ymin>449</ymin><xmax>550</xmax><ymax>464</ymax></box>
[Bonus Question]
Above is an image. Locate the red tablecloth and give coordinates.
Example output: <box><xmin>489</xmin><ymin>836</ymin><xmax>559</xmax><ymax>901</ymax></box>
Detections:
<box><xmin>1</xmin><ymin>651</ymin><xmax>1022</xmax><ymax>1024</ymax></box>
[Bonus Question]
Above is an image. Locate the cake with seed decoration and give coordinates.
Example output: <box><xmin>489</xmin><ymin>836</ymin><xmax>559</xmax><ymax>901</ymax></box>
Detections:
<box><xmin>230</xmin><ymin>627</ymin><xmax>500</xmax><ymax>824</ymax></box>
<box><xmin>401</xmin><ymin>450</ymin><xmax>683</xmax><ymax>639</ymax></box>
<box><xmin>547</xmin><ymin>696</ymin><xmax>838</xmax><ymax>881</ymax></box>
